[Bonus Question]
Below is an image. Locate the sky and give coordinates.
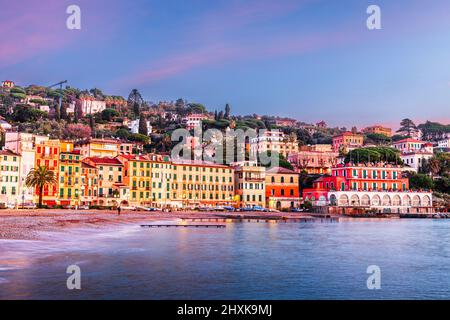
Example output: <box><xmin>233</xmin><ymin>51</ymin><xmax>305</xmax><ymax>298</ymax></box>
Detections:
<box><xmin>1</xmin><ymin>0</ymin><xmax>450</xmax><ymax>129</ymax></box>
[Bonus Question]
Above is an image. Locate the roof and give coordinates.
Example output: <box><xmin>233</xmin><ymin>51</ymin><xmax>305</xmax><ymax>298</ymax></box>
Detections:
<box><xmin>0</xmin><ymin>149</ymin><xmax>20</xmax><ymax>156</ymax></box>
<box><xmin>266</xmin><ymin>166</ymin><xmax>298</xmax><ymax>174</ymax></box>
<box><xmin>85</xmin><ymin>157</ymin><xmax>123</xmax><ymax>165</ymax></box>
<box><xmin>393</xmin><ymin>138</ymin><xmax>425</xmax><ymax>144</ymax></box>
<box><xmin>81</xmin><ymin>161</ymin><xmax>97</xmax><ymax>169</ymax></box>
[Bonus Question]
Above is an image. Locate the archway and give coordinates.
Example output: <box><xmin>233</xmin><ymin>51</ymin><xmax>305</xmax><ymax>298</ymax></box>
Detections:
<box><xmin>422</xmin><ymin>195</ymin><xmax>431</xmax><ymax>207</ymax></box>
<box><xmin>403</xmin><ymin>195</ymin><xmax>412</xmax><ymax>206</ymax></box>
<box><xmin>338</xmin><ymin>194</ymin><xmax>349</xmax><ymax>206</ymax></box>
<box><xmin>372</xmin><ymin>195</ymin><xmax>381</xmax><ymax>206</ymax></box>
<box><xmin>412</xmin><ymin>195</ymin><xmax>421</xmax><ymax>206</ymax></box>
<box><xmin>392</xmin><ymin>195</ymin><xmax>401</xmax><ymax>206</ymax></box>
<box><xmin>350</xmin><ymin>194</ymin><xmax>360</xmax><ymax>206</ymax></box>
<box><xmin>361</xmin><ymin>194</ymin><xmax>370</xmax><ymax>206</ymax></box>
<box><xmin>382</xmin><ymin>195</ymin><xmax>391</xmax><ymax>206</ymax></box>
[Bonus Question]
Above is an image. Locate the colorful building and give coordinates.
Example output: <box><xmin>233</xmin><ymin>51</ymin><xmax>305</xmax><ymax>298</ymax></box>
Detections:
<box><xmin>76</xmin><ymin>139</ymin><xmax>120</xmax><ymax>158</ymax></box>
<box><xmin>182</xmin><ymin>113</ymin><xmax>208</xmax><ymax>130</ymax></box>
<box><xmin>80</xmin><ymin>162</ymin><xmax>99</xmax><ymax>206</ymax></box>
<box><xmin>34</xmin><ymin>139</ymin><xmax>62</xmax><ymax>206</ymax></box>
<box><xmin>233</xmin><ymin>161</ymin><xmax>265</xmax><ymax>208</ymax></box>
<box><xmin>119</xmin><ymin>155</ymin><xmax>153</xmax><ymax>206</ymax></box>
<box><xmin>250</xmin><ymin>130</ymin><xmax>299</xmax><ymax>158</ymax></box>
<box><xmin>58</xmin><ymin>146</ymin><xmax>82</xmax><ymax>207</ymax></box>
<box><xmin>84</xmin><ymin>157</ymin><xmax>127</xmax><ymax>207</ymax></box>
<box><xmin>391</xmin><ymin>138</ymin><xmax>431</xmax><ymax>153</ymax></box>
<box><xmin>171</xmin><ymin>160</ymin><xmax>235</xmax><ymax>208</ymax></box>
<box><xmin>288</xmin><ymin>146</ymin><xmax>338</xmax><ymax>175</ymax></box>
<box><xmin>265</xmin><ymin>167</ymin><xmax>300</xmax><ymax>210</ymax></box>
<box><xmin>0</xmin><ymin>150</ymin><xmax>21</xmax><ymax>208</ymax></box>
<box><xmin>363</xmin><ymin>125</ymin><xmax>392</xmax><ymax>137</ymax></box>
<box><xmin>145</xmin><ymin>154</ymin><xmax>172</xmax><ymax>208</ymax></box>
<box><xmin>303</xmin><ymin>163</ymin><xmax>432</xmax><ymax>213</ymax></box>
<box><xmin>332</xmin><ymin>132</ymin><xmax>364</xmax><ymax>152</ymax></box>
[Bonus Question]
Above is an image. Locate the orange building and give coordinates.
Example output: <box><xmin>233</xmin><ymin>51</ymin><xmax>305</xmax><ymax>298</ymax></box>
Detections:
<box><xmin>363</xmin><ymin>125</ymin><xmax>392</xmax><ymax>137</ymax></box>
<box><xmin>332</xmin><ymin>132</ymin><xmax>364</xmax><ymax>152</ymax></box>
<box><xmin>265</xmin><ymin>167</ymin><xmax>300</xmax><ymax>210</ymax></box>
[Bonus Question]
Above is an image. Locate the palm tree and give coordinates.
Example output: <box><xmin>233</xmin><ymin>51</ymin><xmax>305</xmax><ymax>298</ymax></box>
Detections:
<box><xmin>25</xmin><ymin>166</ymin><xmax>57</xmax><ymax>208</ymax></box>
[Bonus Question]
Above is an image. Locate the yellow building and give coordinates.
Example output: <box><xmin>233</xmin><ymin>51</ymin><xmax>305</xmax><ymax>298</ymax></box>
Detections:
<box><xmin>363</xmin><ymin>125</ymin><xmax>392</xmax><ymax>137</ymax></box>
<box><xmin>232</xmin><ymin>161</ymin><xmax>266</xmax><ymax>208</ymax></box>
<box><xmin>0</xmin><ymin>150</ymin><xmax>21</xmax><ymax>208</ymax></box>
<box><xmin>171</xmin><ymin>160</ymin><xmax>235</xmax><ymax>208</ymax></box>
<box><xmin>58</xmin><ymin>147</ymin><xmax>82</xmax><ymax>207</ymax></box>
<box><xmin>76</xmin><ymin>139</ymin><xmax>120</xmax><ymax>158</ymax></box>
<box><xmin>145</xmin><ymin>154</ymin><xmax>173</xmax><ymax>208</ymax></box>
<box><xmin>84</xmin><ymin>157</ymin><xmax>127</xmax><ymax>207</ymax></box>
<box><xmin>119</xmin><ymin>155</ymin><xmax>153</xmax><ymax>206</ymax></box>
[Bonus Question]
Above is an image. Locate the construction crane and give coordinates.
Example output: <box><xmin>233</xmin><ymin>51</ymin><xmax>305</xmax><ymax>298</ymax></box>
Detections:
<box><xmin>47</xmin><ymin>80</ymin><xmax>68</xmax><ymax>116</ymax></box>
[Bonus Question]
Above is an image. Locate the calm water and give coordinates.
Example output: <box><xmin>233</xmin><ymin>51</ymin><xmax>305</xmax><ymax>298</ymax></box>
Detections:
<box><xmin>1</xmin><ymin>219</ymin><xmax>450</xmax><ymax>299</ymax></box>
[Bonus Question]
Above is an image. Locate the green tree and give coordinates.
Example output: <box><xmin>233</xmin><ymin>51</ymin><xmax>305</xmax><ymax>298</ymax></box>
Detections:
<box><xmin>101</xmin><ymin>108</ymin><xmax>120</xmax><ymax>121</ymax></box>
<box><xmin>138</xmin><ymin>113</ymin><xmax>148</xmax><ymax>136</ymax></box>
<box><xmin>25</xmin><ymin>166</ymin><xmax>57</xmax><ymax>208</ymax></box>
<box><xmin>127</xmin><ymin>89</ymin><xmax>143</xmax><ymax>119</ymax></box>
<box><xmin>397</xmin><ymin>118</ymin><xmax>418</xmax><ymax>137</ymax></box>
<box><xmin>409</xmin><ymin>173</ymin><xmax>434</xmax><ymax>191</ymax></box>
<box><xmin>224</xmin><ymin>103</ymin><xmax>231</xmax><ymax>119</ymax></box>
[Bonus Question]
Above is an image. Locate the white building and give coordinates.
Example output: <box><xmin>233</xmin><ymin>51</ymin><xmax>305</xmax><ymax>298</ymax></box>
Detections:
<box><xmin>437</xmin><ymin>139</ymin><xmax>450</xmax><ymax>149</ymax></box>
<box><xmin>250</xmin><ymin>130</ymin><xmax>299</xmax><ymax>158</ymax></box>
<box><xmin>391</xmin><ymin>138</ymin><xmax>431</xmax><ymax>153</ymax></box>
<box><xmin>0</xmin><ymin>119</ymin><xmax>12</xmax><ymax>131</ymax></box>
<box><xmin>182</xmin><ymin>113</ymin><xmax>208</xmax><ymax>130</ymax></box>
<box><xmin>4</xmin><ymin>132</ymin><xmax>49</xmax><ymax>204</ymax></box>
<box><xmin>128</xmin><ymin>119</ymin><xmax>152</xmax><ymax>135</ymax></box>
<box><xmin>401</xmin><ymin>150</ymin><xmax>434</xmax><ymax>172</ymax></box>
<box><xmin>80</xmin><ymin>98</ymin><xmax>107</xmax><ymax>115</ymax></box>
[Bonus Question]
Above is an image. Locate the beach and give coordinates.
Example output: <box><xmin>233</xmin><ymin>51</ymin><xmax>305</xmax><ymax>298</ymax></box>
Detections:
<box><xmin>0</xmin><ymin>209</ymin><xmax>321</xmax><ymax>240</ymax></box>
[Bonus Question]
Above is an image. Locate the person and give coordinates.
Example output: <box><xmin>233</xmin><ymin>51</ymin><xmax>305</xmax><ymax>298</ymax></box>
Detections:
<box><xmin>117</xmin><ymin>206</ymin><xmax>121</xmax><ymax>216</ymax></box>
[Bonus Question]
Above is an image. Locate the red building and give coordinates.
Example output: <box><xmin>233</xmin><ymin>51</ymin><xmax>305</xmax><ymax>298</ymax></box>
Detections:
<box><xmin>265</xmin><ymin>167</ymin><xmax>300</xmax><ymax>210</ymax></box>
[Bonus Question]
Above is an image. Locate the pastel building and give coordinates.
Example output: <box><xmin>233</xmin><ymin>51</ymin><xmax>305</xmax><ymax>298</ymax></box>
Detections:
<box><xmin>288</xmin><ymin>145</ymin><xmax>338</xmax><ymax>175</ymax></box>
<box><xmin>58</xmin><ymin>148</ymin><xmax>83</xmax><ymax>207</ymax></box>
<box><xmin>0</xmin><ymin>150</ymin><xmax>21</xmax><ymax>208</ymax></box>
<box><xmin>79</xmin><ymin>97</ymin><xmax>107</xmax><ymax>114</ymax></box>
<box><xmin>332</xmin><ymin>132</ymin><xmax>364</xmax><ymax>152</ymax></box>
<box><xmin>265</xmin><ymin>167</ymin><xmax>300</xmax><ymax>210</ymax></box>
<box><xmin>303</xmin><ymin>163</ymin><xmax>433</xmax><ymax>213</ymax></box>
<box><xmin>80</xmin><ymin>162</ymin><xmax>99</xmax><ymax>206</ymax></box>
<box><xmin>182</xmin><ymin>113</ymin><xmax>208</xmax><ymax>130</ymax></box>
<box><xmin>76</xmin><ymin>139</ymin><xmax>120</xmax><ymax>158</ymax></box>
<box><xmin>232</xmin><ymin>161</ymin><xmax>265</xmax><ymax>208</ymax></box>
<box><xmin>250</xmin><ymin>130</ymin><xmax>299</xmax><ymax>158</ymax></box>
<box><xmin>363</xmin><ymin>125</ymin><xmax>392</xmax><ymax>137</ymax></box>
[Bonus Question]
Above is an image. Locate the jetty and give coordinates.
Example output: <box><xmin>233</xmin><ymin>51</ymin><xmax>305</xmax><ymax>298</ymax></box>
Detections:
<box><xmin>141</xmin><ymin>224</ymin><xmax>226</xmax><ymax>228</ymax></box>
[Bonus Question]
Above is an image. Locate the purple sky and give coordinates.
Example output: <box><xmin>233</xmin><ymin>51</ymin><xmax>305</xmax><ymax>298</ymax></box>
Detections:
<box><xmin>1</xmin><ymin>0</ymin><xmax>449</xmax><ymax>129</ymax></box>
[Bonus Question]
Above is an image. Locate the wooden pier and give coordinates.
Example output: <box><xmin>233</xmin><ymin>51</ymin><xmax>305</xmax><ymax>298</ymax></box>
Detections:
<box><xmin>141</xmin><ymin>224</ymin><xmax>226</xmax><ymax>228</ymax></box>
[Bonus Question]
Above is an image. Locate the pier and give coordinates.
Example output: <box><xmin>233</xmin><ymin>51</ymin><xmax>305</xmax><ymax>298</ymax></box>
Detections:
<box><xmin>141</xmin><ymin>224</ymin><xmax>226</xmax><ymax>228</ymax></box>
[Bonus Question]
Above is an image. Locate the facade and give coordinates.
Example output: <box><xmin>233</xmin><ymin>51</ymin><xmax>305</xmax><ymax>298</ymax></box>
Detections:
<box><xmin>182</xmin><ymin>113</ymin><xmax>208</xmax><ymax>130</ymax></box>
<box><xmin>128</xmin><ymin>119</ymin><xmax>152</xmax><ymax>135</ymax></box>
<box><xmin>171</xmin><ymin>160</ymin><xmax>235</xmax><ymax>208</ymax></box>
<box><xmin>80</xmin><ymin>98</ymin><xmax>107</xmax><ymax>114</ymax></box>
<box><xmin>437</xmin><ymin>139</ymin><xmax>450</xmax><ymax>149</ymax></box>
<box><xmin>80</xmin><ymin>162</ymin><xmax>99</xmax><ymax>206</ymax></box>
<box><xmin>288</xmin><ymin>146</ymin><xmax>338</xmax><ymax>175</ymax></box>
<box><xmin>363</xmin><ymin>125</ymin><xmax>392</xmax><ymax>137</ymax></box>
<box><xmin>265</xmin><ymin>167</ymin><xmax>300</xmax><ymax>210</ymax></box>
<box><xmin>146</xmin><ymin>154</ymin><xmax>173</xmax><ymax>208</ymax></box>
<box><xmin>303</xmin><ymin>163</ymin><xmax>432</xmax><ymax>213</ymax></box>
<box><xmin>0</xmin><ymin>150</ymin><xmax>21</xmax><ymax>208</ymax></box>
<box><xmin>34</xmin><ymin>139</ymin><xmax>63</xmax><ymax>206</ymax></box>
<box><xmin>5</xmin><ymin>132</ymin><xmax>49</xmax><ymax>204</ymax></box>
<box><xmin>391</xmin><ymin>138</ymin><xmax>429</xmax><ymax>153</ymax></box>
<box><xmin>84</xmin><ymin>157</ymin><xmax>127</xmax><ymax>207</ymax></box>
<box><xmin>120</xmin><ymin>155</ymin><xmax>153</xmax><ymax>206</ymax></box>
<box><xmin>250</xmin><ymin>130</ymin><xmax>299</xmax><ymax>158</ymax></box>
<box><xmin>233</xmin><ymin>161</ymin><xmax>265</xmax><ymax>208</ymax></box>
<box><xmin>332</xmin><ymin>132</ymin><xmax>364</xmax><ymax>152</ymax></box>
<box><xmin>58</xmin><ymin>147</ymin><xmax>83</xmax><ymax>207</ymax></box>
<box><xmin>0</xmin><ymin>119</ymin><xmax>12</xmax><ymax>131</ymax></box>
<box><xmin>274</xmin><ymin>118</ymin><xmax>297</xmax><ymax>127</ymax></box>
<box><xmin>401</xmin><ymin>150</ymin><xmax>434</xmax><ymax>172</ymax></box>
<box><xmin>76</xmin><ymin>139</ymin><xmax>120</xmax><ymax>158</ymax></box>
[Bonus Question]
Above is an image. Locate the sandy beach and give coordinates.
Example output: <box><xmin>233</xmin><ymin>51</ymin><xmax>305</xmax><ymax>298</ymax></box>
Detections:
<box><xmin>0</xmin><ymin>209</ymin><xmax>319</xmax><ymax>240</ymax></box>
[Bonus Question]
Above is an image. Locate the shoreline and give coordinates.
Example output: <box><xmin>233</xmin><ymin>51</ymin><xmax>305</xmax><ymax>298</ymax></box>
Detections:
<box><xmin>0</xmin><ymin>209</ymin><xmax>329</xmax><ymax>241</ymax></box>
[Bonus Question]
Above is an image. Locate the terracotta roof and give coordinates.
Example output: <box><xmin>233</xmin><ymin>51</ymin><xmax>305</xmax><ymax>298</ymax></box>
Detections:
<box><xmin>266</xmin><ymin>166</ymin><xmax>297</xmax><ymax>174</ymax></box>
<box><xmin>393</xmin><ymin>138</ymin><xmax>425</xmax><ymax>144</ymax></box>
<box><xmin>85</xmin><ymin>157</ymin><xmax>122</xmax><ymax>165</ymax></box>
<box><xmin>0</xmin><ymin>149</ymin><xmax>20</xmax><ymax>156</ymax></box>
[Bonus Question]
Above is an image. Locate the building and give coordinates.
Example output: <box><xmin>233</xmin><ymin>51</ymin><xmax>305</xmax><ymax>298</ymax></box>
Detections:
<box><xmin>401</xmin><ymin>149</ymin><xmax>434</xmax><ymax>172</ymax></box>
<box><xmin>145</xmin><ymin>154</ymin><xmax>173</xmax><ymax>208</ymax></box>
<box><xmin>437</xmin><ymin>138</ymin><xmax>450</xmax><ymax>149</ymax></box>
<box><xmin>303</xmin><ymin>163</ymin><xmax>432</xmax><ymax>213</ymax></box>
<box><xmin>391</xmin><ymin>138</ymin><xmax>430</xmax><ymax>153</ymax></box>
<box><xmin>34</xmin><ymin>139</ymin><xmax>63</xmax><ymax>206</ymax></box>
<box><xmin>274</xmin><ymin>118</ymin><xmax>297</xmax><ymax>127</ymax></box>
<box><xmin>58</xmin><ymin>147</ymin><xmax>83</xmax><ymax>207</ymax></box>
<box><xmin>1</xmin><ymin>80</ymin><xmax>15</xmax><ymax>88</ymax></box>
<box><xmin>83</xmin><ymin>157</ymin><xmax>127</xmax><ymax>207</ymax></box>
<box><xmin>316</xmin><ymin>121</ymin><xmax>327</xmax><ymax>128</ymax></box>
<box><xmin>171</xmin><ymin>159</ymin><xmax>235</xmax><ymax>208</ymax></box>
<box><xmin>265</xmin><ymin>167</ymin><xmax>300</xmax><ymax>210</ymax></box>
<box><xmin>232</xmin><ymin>161</ymin><xmax>265</xmax><ymax>208</ymax></box>
<box><xmin>5</xmin><ymin>132</ymin><xmax>49</xmax><ymax>204</ymax></box>
<box><xmin>288</xmin><ymin>146</ymin><xmax>338</xmax><ymax>175</ymax></box>
<box><xmin>119</xmin><ymin>155</ymin><xmax>153</xmax><ymax>206</ymax></box>
<box><xmin>332</xmin><ymin>132</ymin><xmax>364</xmax><ymax>152</ymax></box>
<box><xmin>0</xmin><ymin>119</ymin><xmax>12</xmax><ymax>131</ymax></box>
<box><xmin>250</xmin><ymin>130</ymin><xmax>299</xmax><ymax>158</ymax></box>
<box><xmin>79</xmin><ymin>97</ymin><xmax>107</xmax><ymax>114</ymax></box>
<box><xmin>0</xmin><ymin>150</ymin><xmax>21</xmax><ymax>208</ymax></box>
<box><xmin>76</xmin><ymin>139</ymin><xmax>120</xmax><ymax>158</ymax></box>
<box><xmin>363</xmin><ymin>125</ymin><xmax>392</xmax><ymax>137</ymax></box>
<box><xmin>182</xmin><ymin>113</ymin><xmax>208</xmax><ymax>130</ymax></box>
<box><xmin>80</xmin><ymin>162</ymin><xmax>99</xmax><ymax>206</ymax></box>
<box><xmin>128</xmin><ymin>119</ymin><xmax>152</xmax><ymax>135</ymax></box>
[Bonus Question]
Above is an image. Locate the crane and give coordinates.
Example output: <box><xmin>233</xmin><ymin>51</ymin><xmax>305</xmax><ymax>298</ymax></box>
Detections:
<box><xmin>47</xmin><ymin>80</ymin><xmax>68</xmax><ymax>117</ymax></box>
